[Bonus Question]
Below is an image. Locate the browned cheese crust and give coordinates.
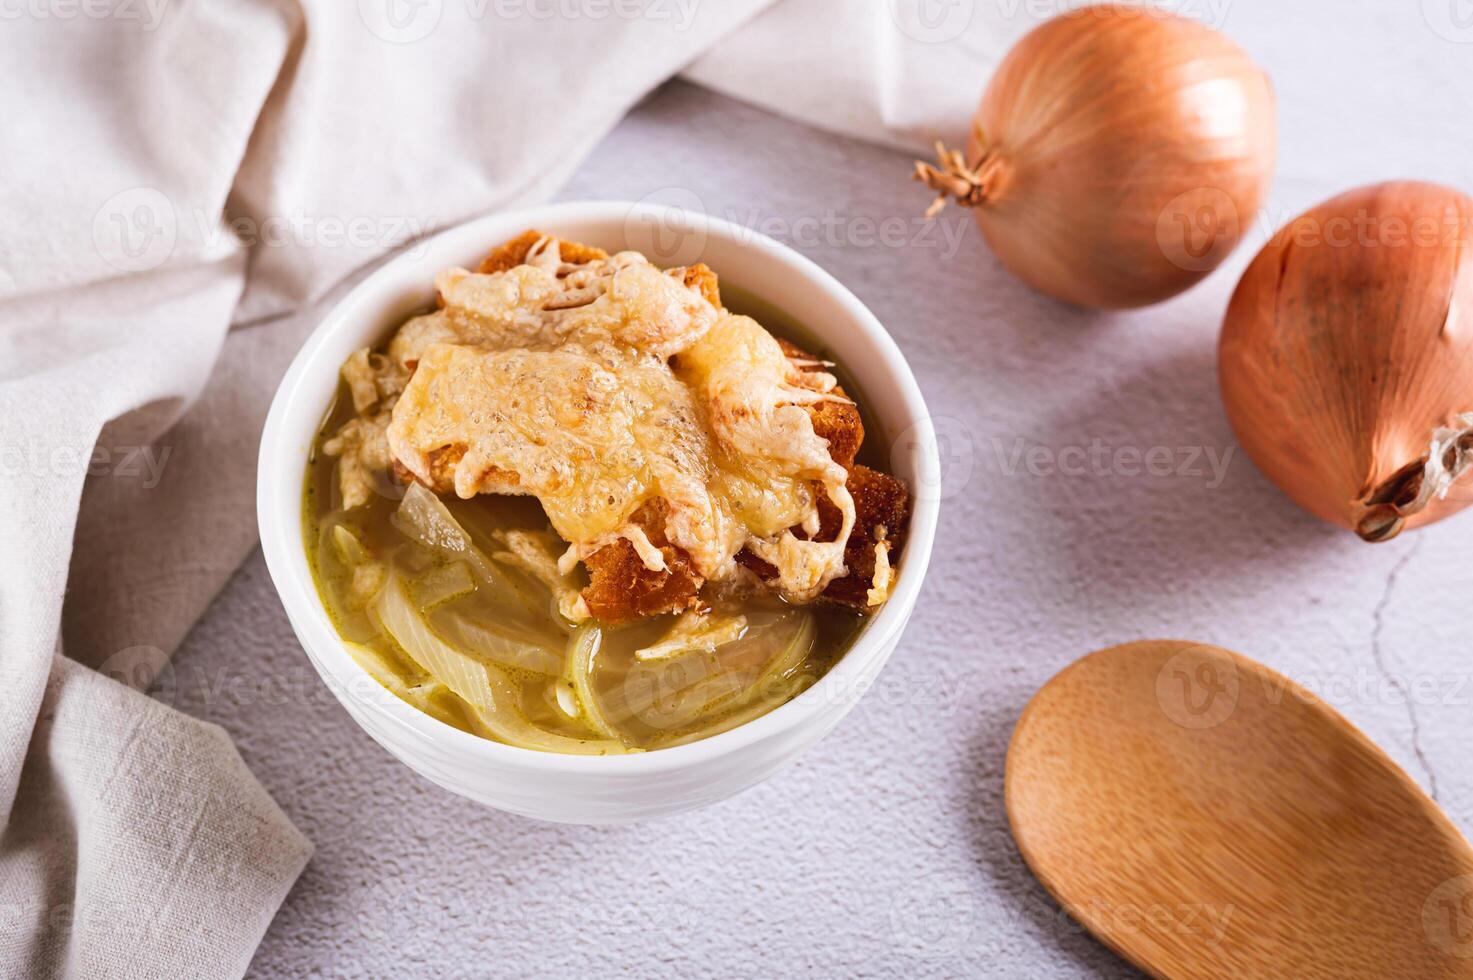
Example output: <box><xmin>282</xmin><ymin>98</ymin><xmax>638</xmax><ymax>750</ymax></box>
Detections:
<box><xmin>398</xmin><ymin>230</ymin><xmax>908</xmax><ymax>622</ymax></box>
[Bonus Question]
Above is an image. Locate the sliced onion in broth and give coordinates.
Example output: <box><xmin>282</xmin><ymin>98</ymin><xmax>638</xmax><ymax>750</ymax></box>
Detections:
<box><xmin>427</xmin><ymin>603</ymin><xmax>564</xmax><ymax>675</ymax></box>
<box><xmin>314</xmin><ymin>515</ymin><xmax>381</xmax><ymax>642</ymax></box>
<box><xmin>412</xmin><ymin>561</ymin><xmax>476</xmax><ymax>610</ymax></box>
<box><xmin>604</xmin><ymin>609</ymin><xmax>817</xmax><ymax>737</ymax></box>
<box><xmin>374</xmin><ymin>574</ymin><xmax>629</xmax><ymax>755</ymax></box>
<box><xmin>565</xmin><ymin>623</ymin><xmax>623</xmax><ymax>741</ymax></box>
<box><xmin>393</xmin><ymin>484</ymin><xmax>516</xmax><ymax>595</ymax></box>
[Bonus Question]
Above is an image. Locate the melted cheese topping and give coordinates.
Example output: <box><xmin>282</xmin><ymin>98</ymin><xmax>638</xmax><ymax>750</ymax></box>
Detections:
<box><xmin>384</xmin><ymin>241</ymin><xmax>856</xmax><ymax>600</ymax></box>
<box><xmin>867</xmin><ymin>526</ymin><xmax>893</xmax><ymax>608</ymax></box>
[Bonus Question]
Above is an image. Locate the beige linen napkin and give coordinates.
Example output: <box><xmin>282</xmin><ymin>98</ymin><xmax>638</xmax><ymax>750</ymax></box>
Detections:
<box><xmin>0</xmin><ymin>2</ymin><xmax>773</xmax><ymax>976</ymax></box>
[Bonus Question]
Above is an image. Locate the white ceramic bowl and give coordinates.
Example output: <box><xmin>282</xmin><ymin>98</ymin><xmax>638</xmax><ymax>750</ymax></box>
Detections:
<box><xmin>258</xmin><ymin>201</ymin><xmax>939</xmax><ymax>824</ymax></box>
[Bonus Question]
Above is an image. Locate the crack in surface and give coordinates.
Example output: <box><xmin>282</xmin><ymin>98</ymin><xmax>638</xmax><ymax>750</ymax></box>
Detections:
<box><xmin>1369</xmin><ymin>538</ymin><xmax>1439</xmax><ymax>801</ymax></box>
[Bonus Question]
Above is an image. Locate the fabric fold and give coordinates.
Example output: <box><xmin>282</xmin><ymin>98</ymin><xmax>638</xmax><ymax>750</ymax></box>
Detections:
<box><xmin>2</xmin><ymin>0</ymin><xmax>781</xmax><ymax>976</ymax></box>
<box><xmin>0</xmin><ymin>656</ymin><xmax>313</xmax><ymax>980</ymax></box>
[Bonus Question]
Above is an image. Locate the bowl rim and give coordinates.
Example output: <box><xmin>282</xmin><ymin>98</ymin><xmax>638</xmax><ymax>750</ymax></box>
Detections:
<box><xmin>257</xmin><ymin>199</ymin><xmax>939</xmax><ymax>775</ymax></box>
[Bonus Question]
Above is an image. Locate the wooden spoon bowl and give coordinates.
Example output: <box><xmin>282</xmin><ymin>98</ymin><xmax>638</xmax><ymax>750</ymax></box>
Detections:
<box><xmin>1006</xmin><ymin>640</ymin><xmax>1473</xmax><ymax>979</ymax></box>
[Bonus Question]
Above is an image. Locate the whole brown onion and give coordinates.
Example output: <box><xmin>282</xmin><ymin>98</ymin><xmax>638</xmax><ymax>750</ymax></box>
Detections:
<box><xmin>1220</xmin><ymin>181</ymin><xmax>1473</xmax><ymax>542</ymax></box>
<box><xmin>915</xmin><ymin>5</ymin><xmax>1276</xmax><ymax>309</ymax></box>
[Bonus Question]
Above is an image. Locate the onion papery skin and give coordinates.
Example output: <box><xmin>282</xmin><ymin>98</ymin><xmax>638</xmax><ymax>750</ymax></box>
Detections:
<box><xmin>1220</xmin><ymin>181</ymin><xmax>1473</xmax><ymax>540</ymax></box>
<box><xmin>967</xmin><ymin>7</ymin><xmax>1275</xmax><ymax>309</ymax></box>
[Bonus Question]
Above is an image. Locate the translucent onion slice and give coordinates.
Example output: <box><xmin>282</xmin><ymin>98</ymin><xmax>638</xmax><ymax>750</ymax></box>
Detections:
<box><xmin>429</xmin><ymin>606</ymin><xmax>564</xmax><ymax>675</ymax></box>
<box><xmin>635</xmin><ymin>611</ymin><xmax>748</xmax><ymax>662</ymax></box>
<box><xmin>654</xmin><ymin>670</ymin><xmax>815</xmax><ymax>750</ymax></box>
<box><xmin>392</xmin><ymin>484</ymin><xmax>512</xmax><ymax>591</ymax></box>
<box><xmin>343</xmin><ymin>638</ymin><xmax>412</xmax><ymax>694</ymax></box>
<box><xmin>314</xmin><ymin>516</ymin><xmax>381</xmax><ymax>641</ymax></box>
<box><xmin>643</xmin><ymin>611</ymin><xmax>817</xmax><ymax>747</ymax></box>
<box><xmin>332</xmin><ymin>523</ymin><xmax>368</xmax><ymax>565</ymax></box>
<box><xmin>615</xmin><ymin>609</ymin><xmax>817</xmax><ymax>736</ymax></box>
<box><xmin>413</xmin><ymin>561</ymin><xmax>476</xmax><ymax>610</ymax></box>
<box><xmin>550</xmin><ymin>680</ymin><xmax>581</xmax><ymax>722</ymax></box>
<box><xmin>720</xmin><ymin>610</ymin><xmax>817</xmax><ymax>713</ymax></box>
<box><xmin>640</xmin><ymin>670</ymin><xmax>752</xmax><ymax>730</ymax></box>
<box><xmin>490</xmin><ymin>527</ymin><xmax>588</xmax><ymax>629</ymax></box>
<box><xmin>342</xmin><ymin>640</ymin><xmax>467</xmax><ymax>730</ymax></box>
<box><xmin>565</xmin><ymin>623</ymin><xmax>623</xmax><ymax>741</ymax></box>
<box><xmin>601</xmin><ymin>650</ymin><xmax>717</xmax><ymax>725</ymax></box>
<box><xmin>374</xmin><ymin>575</ymin><xmax>628</xmax><ymax>755</ymax></box>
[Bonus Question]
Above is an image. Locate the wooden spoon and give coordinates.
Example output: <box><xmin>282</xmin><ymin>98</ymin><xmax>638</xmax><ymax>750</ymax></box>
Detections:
<box><xmin>1006</xmin><ymin>640</ymin><xmax>1473</xmax><ymax>980</ymax></box>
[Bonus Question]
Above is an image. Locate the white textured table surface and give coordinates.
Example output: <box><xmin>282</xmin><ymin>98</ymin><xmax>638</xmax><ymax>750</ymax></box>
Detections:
<box><xmin>173</xmin><ymin>65</ymin><xmax>1473</xmax><ymax>978</ymax></box>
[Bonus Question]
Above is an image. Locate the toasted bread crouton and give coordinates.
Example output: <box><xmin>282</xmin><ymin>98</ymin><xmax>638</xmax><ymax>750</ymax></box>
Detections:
<box><xmin>776</xmin><ymin>338</ymin><xmax>863</xmax><ymax>471</ymax></box>
<box><xmin>581</xmin><ymin>501</ymin><xmax>702</xmax><ymax>625</ymax></box>
<box><xmin>477</xmin><ymin>229</ymin><xmax>608</xmax><ymax>275</ymax></box>
<box><xmin>734</xmin><ymin>465</ymin><xmax>909</xmax><ymax>611</ymax></box>
<box><xmin>817</xmin><ymin>465</ymin><xmax>911</xmax><ymax>610</ymax></box>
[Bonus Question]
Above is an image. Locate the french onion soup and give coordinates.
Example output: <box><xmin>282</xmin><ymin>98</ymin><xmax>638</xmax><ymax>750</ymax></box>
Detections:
<box><xmin>304</xmin><ymin>231</ymin><xmax>911</xmax><ymax>753</ymax></box>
